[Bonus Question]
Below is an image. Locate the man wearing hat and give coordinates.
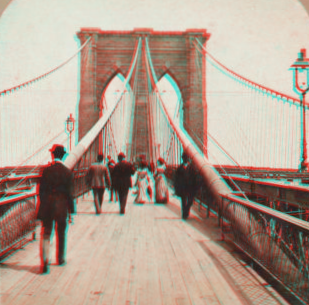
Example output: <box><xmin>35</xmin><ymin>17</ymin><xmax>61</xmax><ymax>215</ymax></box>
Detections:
<box><xmin>37</xmin><ymin>144</ymin><xmax>75</xmax><ymax>274</ymax></box>
<box><xmin>112</xmin><ymin>152</ymin><xmax>135</xmax><ymax>214</ymax></box>
<box><xmin>87</xmin><ymin>154</ymin><xmax>111</xmax><ymax>214</ymax></box>
<box><xmin>174</xmin><ymin>152</ymin><xmax>200</xmax><ymax>219</ymax></box>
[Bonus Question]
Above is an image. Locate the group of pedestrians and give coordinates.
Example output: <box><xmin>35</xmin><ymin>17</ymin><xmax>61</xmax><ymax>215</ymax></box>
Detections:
<box><xmin>87</xmin><ymin>152</ymin><xmax>135</xmax><ymax>214</ymax></box>
<box><xmin>134</xmin><ymin>157</ymin><xmax>169</xmax><ymax>204</ymax></box>
<box><xmin>37</xmin><ymin>144</ymin><xmax>200</xmax><ymax>274</ymax></box>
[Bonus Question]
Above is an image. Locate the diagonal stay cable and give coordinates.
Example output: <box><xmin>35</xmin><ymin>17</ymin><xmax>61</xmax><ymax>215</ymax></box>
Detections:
<box><xmin>207</xmin><ymin>133</ymin><xmax>251</xmax><ymax>177</ymax></box>
<box><xmin>183</xmin><ymin>121</ymin><xmax>249</xmax><ymax>201</ymax></box>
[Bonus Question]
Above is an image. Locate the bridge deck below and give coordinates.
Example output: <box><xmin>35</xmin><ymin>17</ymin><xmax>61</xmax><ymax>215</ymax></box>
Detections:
<box><xmin>1</xmin><ymin>190</ymin><xmax>288</xmax><ymax>305</ymax></box>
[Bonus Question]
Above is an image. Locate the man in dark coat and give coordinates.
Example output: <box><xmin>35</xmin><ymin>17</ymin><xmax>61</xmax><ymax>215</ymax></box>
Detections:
<box><xmin>113</xmin><ymin>152</ymin><xmax>135</xmax><ymax>214</ymax></box>
<box><xmin>174</xmin><ymin>152</ymin><xmax>200</xmax><ymax>219</ymax></box>
<box><xmin>87</xmin><ymin>154</ymin><xmax>111</xmax><ymax>214</ymax></box>
<box><xmin>37</xmin><ymin>144</ymin><xmax>75</xmax><ymax>274</ymax></box>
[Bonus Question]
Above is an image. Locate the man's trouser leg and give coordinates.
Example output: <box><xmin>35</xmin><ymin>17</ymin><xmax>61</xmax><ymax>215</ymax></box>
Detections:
<box><xmin>110</xmin><ymin>185</ymin><xmax>114</xmax><ymax>201</ymax></box>
<box><xmin>186</xmin><ymin>194</ymin><xmax>195</xmax><ymax>218</ymax></box>
<box><xmin>98</xmin><ymin>188</ymin><xmax>105</xmax><ymax>208</ymax></box>
<box><xmin>42</xmin><ymin>238</ymin><xmax>50</xmax><ymax>265</ymax></box>
<box><xmin>114</xmin><ymin>187</ymin><xmax>118</xmax><ymax>201</ymax></box>
<box><xmin>180</xmin><ymin>195</ymin><xmax>188</xmax><ymax>219</ymax></box>
<box><xmin>111</xmin><ymin>186</ymin><xmax>118</xmax><ymax>202</ymax></box>
<box><xmin>92</xmin><ymin>188</ymin><xmax>100</xmax><ymax>214</ymax></box>
<box><xmin>41</xmin><ymin>220</ymin><xmax>53</xmax><ymax>273</ymax></box>
<box><xmin>118</xmin><ymin>189</ymin><xmax>128</xmax><ymax>214</ymax></box>
<box><xmin>56</xmin><ymin>219</ymin><xmax>67</xmax><ymax>264</ymax></box>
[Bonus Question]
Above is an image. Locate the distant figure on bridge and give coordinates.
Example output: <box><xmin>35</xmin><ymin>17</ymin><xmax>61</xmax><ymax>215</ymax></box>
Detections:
<box><xmin>154</xmin><ymin>158</ymin><xmax>169</xmax><ymax>203</ymax></box>
<box><xmin>149</xmin><ymin>161</ymin><xmax>155</xmax><ymax>174</ymax></box>
<box><xmin>87</xmin><ymin>154</ymin><xmax>111</xmax><ymax>214</ymax></box>
<box><xmin>174</xmin><ymin>152</ymin><xmax>200</xmax><ymax>219</ymax></box>
<box><xmin>113</xmin><ymin>152</ymin><xmax>135</xmax><ymax>214</ymax></box>
<box><xmin>37</xmin><ymin>144</ymin><xmax>75</xmax><ymax>274</ymax></box>
<box><xmin>107</xmin><ymin>155</ymin><xmax>118</xmax><ymax>202</ymax></box>
<box><xmin>134</xmin><ymin>160</ymin><xmax>152</xmax><ymax>204</ymax></box>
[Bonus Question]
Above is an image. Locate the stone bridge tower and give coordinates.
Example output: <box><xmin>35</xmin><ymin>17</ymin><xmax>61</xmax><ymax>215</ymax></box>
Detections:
<box><xmin>77</xmin><ymin>28</ymin><xmax>210</xmax><ymax>159</ymax></box>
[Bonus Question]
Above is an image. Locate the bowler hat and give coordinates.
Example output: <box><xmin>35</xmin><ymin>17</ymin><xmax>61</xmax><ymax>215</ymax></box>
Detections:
<box><xmin>49</xmin><ymin>144</ymin><xmax>66</xmax><ymax>155</ymax></box>
<box><xmin>118</xmin><ymin>152</ymin><xmax>126</xmax><ymax>159</ymax></box>
<box><xmin>158</xmin><ymin>157</ymin><xmax>165</xmax><ymax>165</ymax></box>
<box><xmin>182</xmin><ymin>152</ymin><xmax>189</xmax><ymax>160</ymax></box>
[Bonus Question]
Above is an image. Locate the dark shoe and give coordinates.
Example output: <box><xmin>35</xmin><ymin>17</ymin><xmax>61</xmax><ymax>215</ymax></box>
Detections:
<box><xmin>120</xmin><ymin>209</ymin><xmax>125</xmax><ymax>214</ymax></box>
<box><xmin>58</xmin><ymin>259</ymin><xmax>66</xmax><ymax>266</ymax></box>
<box><xmin>182</xmin><ymin>212</ymin><xmax>188</xmax><ymax>219</ymax></box>
<box><xmin>42</xmin><ymin>263</ymin><xmax>49</xmax><ymax>274</ymax></box>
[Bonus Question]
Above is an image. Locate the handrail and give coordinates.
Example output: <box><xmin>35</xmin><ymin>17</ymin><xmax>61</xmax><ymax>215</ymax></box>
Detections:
<box><xmin>222</xmin><ymin>193</ymin><xmax>309</xmax><ymax>231</ymax></box>
<box><xmin>0</xmin><ymin>188</ymin><xmax>37</xmax><ymax>206</ymax></box>
<box><xmin>145</xmin><ymin>37</ymin><xmax>309</xmax><ymax>304</ymax></box>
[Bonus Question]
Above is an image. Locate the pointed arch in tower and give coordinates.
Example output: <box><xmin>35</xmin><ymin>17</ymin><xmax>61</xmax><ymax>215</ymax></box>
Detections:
<box><xmin>77</xmin><ymin>28</ymin><xmax>210</xmax><ymax>156</ymax></box>
<box><xmin>157</xmin><ymin>72</ymin><xmax>184</xmax><ymax>126</ymax></box>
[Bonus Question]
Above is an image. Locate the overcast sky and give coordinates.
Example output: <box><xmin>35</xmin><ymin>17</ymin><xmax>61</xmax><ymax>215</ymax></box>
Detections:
<box><xmin>0</xmin><ymin>0</ymin><xmax>309</xmax><ymax>167</ymax></box>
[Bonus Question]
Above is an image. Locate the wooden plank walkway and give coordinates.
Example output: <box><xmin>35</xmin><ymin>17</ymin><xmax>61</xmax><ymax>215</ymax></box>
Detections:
<box><xmin>0</xmin><ymin>188</ymin><xmax>290</xmax><ymax>305</ymax></box>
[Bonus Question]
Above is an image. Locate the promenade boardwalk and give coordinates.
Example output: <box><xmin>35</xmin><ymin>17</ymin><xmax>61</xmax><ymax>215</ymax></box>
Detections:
<box><xmin>0</xmin><ymin>189</ymin><xmax>289</xmax><ymax>305</ymax></box>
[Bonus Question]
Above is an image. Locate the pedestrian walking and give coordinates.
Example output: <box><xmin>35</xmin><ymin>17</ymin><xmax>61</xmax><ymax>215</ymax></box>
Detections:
<box><xmin>154</xmin><ymin>158</ymin><xmax>169</xmax><ymax>203</ymax></box>
<box><xmin>113</xmin><ymin>152</ymin><xmax>135</xmax><ymax>214</ymax></box>
<box><xmin>37</xmin><ymin>144</ymin><xmax>75</xmax><ymax>274</ymax></box>
<box><xmin>87</xmin><ymin>154</ymin><xmax>111</xmax><ymax>214</ymax></box>
<box><xmin>134</xmin><ymin>160</ymin><xmax>151</xmax><ymax>204</ymax></box>
<box><xmin>174</xmin><ymin>152</ymin><xmax>200</xmax><ymax>219</ymax></box>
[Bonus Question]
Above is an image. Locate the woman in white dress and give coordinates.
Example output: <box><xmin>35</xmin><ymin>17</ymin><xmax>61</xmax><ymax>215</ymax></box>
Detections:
<box><xmin>134</xmin><ymin>161</ymin><xmax>151</xmax><ymax>203</ymax></box>
<box><xmin>154</xmin><ymin>158</ymin><xmax>169</xmax><ymax>203</ymax></box>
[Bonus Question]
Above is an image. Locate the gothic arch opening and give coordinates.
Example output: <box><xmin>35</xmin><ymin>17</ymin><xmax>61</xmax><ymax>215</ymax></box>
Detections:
<box><xmin>100</xmin><ymin>73</ymin><xmax>133</xmax><ymax>114</ymax></box>
<box><xmin>157</xmin><ymin>73</ymin><xmax>183</xmax><ymax>126</ymax></box>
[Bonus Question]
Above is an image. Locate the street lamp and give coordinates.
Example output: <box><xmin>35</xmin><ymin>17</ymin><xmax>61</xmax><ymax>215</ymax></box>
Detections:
<box><xmin>66</xmin><ymin>113</ymin><xmax>75</xmax><ymax>152</ymax></box>
<box><xmin>157</xmin><ymin>143</ymin><xmax>161</xmax><ymax>159</ymax></box>
<box><xmin>109</xmin><ymin>143</ymin><xmax>112</xmax><ymax>157</ymax></box>
<box><xmin>291</xmin><ymin>49</ymin><xmax>309</xmax><ymax>172</ymax></box>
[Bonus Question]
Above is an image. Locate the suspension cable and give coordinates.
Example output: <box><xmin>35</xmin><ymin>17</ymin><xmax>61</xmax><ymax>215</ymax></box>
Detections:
<box><xmin>64</xmin><ymin>38</ymin><xmax>142</xmax><ymax>170</ymax></box>
<box><xmin>144</xmin><ymin>37</ymin><xmax>250</xmax><ymax>198</ymax></box>
<box><xmin>194</xmin><ymin>39</ymin><xmax>304</xmax><ymax>108</ymax></box>
<box><xmin>0</xmin><ymin>38</ymin><xmax>91</xmax><ymax>97</ymax></box>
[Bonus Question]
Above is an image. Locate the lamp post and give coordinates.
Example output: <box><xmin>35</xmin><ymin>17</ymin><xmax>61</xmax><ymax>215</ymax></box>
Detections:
<box><xmin>157</xmin><ymin>143</ymin><xmax>161</xmax><ymax>159</ymax></box>
<box><xmin>291</xmin><ymin>49</ymin><xmax>309</xmax><ymax>172</ymax></box>
<box><xmin>109</xmin><ymin>143</ymin><xmax>112</xmax><ymax>157</ymax></box>
<box><xmin>66</xmin><ymin>113</ymin><xmax>75</xmax><ymax>152</ymax></box>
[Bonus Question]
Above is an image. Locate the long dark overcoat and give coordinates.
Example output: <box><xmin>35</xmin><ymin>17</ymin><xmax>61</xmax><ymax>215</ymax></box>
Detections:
<box><xmin>112</xmin><ymin>160</ymin><xmax>135</xmax><ymax>192</ymax></box>
<box><xmin>174</xmin><ymin>163</ymin><xmax>200</xmax><ymax>197</ymax></box>
<box><xmin>37</xmin><ymin>162</ymin><xmax>74</xmax><ymax>222</ymax></box>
